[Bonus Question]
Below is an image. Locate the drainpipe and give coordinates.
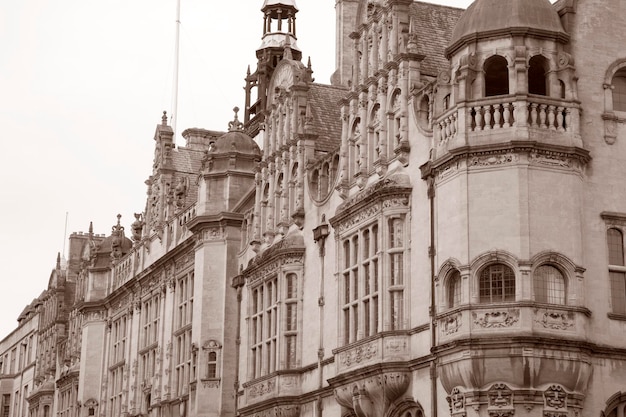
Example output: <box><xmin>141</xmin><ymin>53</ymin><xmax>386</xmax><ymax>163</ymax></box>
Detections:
<box><xmin>427</xmin><ymin>173</ymin><xmax>438</xmax><ymax>417</ymax></box>
<box><xmin>231</xmin><ymin>275</ymin><xmax>245</xmax><ymax>417</ymax></box>
<box><xmin>313</xmin><ymin>218</ymin><xmax>330</xmax><ymax>417</ymax></box>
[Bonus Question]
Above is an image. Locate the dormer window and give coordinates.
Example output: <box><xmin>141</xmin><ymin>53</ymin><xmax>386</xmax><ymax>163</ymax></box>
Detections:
<box><xmin>484</xmin><ymin>55</ymin><xmax>509</xmax><ymax>97</ymax></box>
<box><xmin>528</xmin><ymin>55</ymin><xmax>549</xmax><ymax>96</ymax></box>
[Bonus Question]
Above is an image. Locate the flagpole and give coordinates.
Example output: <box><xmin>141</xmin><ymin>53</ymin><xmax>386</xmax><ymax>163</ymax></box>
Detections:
<box><xmin>172</xmin><ymin>0</ymin><xmax>181</xmax><ymax>140</ymax></box>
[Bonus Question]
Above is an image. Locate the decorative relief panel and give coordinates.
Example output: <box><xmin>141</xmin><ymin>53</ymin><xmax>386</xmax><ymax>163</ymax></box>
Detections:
<box><xmin>534</xmin><ymin>310</ymin><xmax>575</xmax><ymax>331</ymax></box>
<box><xmin>339</xmin><ymin>341</ymin><xmax>379</xmax><ymax>370</ymax></box>
<box><xmin>487</xmin><ymin>383</ymin><xmax>514</xmax><ymax>417</ymax></box>
<box><xmin>247</xmin><ymin>378</ymin><xmax>276</xmax><ymax>400</ymax></box>
<box><xmin>470</xmin><ymin>153</ymin><xmax>518</xmax><ymax>167</ymax></box>
<box><xmin>447</xmin><ymin>387</ymin><xmax>466</xmax><ymax>417</ymax></box>
<box><xmin>441</xmin><ymin>314</ymin><xmax>462</xmax><ymax>335</ymax></box>
<box><xmin>543</xmin><ymin>384</ymin><xmax>568</xmax><ymax>417</ymax></box>
<box><xmin>472</xmin><ymin>309</ymin><xmax>520</xmax><ymax>329</ymax></box>
<box><xmin>383</xmin><ymin>335</ymin><xmax>408</xmax><ymax>360</ymax></box>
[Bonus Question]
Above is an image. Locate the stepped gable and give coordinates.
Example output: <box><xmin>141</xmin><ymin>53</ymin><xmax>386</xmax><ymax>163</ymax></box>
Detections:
<box><xmin>306</xmin><ymin>83</ymin><xmax>348</xmax><ymax>153</ymax></box>
<box><xmin>447</xmin><ymin>0</ymin><xmax>569</xmax><ymax>57</ymax></box>
<box><xmin>409</xmin><ymin>2</ymin><xmax>464</xmax><ymax>77</ymax></box>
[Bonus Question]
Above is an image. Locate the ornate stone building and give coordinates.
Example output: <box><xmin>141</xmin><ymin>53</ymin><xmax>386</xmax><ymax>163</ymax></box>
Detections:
<box><xmin>2</xmin><ymin>0</ymin><xmax>626</xmax><ymax>417</ymax></box>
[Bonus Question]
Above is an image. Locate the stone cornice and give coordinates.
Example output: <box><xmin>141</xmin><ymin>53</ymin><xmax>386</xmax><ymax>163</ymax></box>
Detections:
<box><xmin>186</xmin><ymin>212</ymin><xmax>244</xmax><ymax>233</ymax></box>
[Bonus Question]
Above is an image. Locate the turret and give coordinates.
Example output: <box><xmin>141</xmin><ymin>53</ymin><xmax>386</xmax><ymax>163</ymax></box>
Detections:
<box><xmin>244</xmin><ymin>0</ymin><xmax>302</xmax><ymax>133</ymax></box>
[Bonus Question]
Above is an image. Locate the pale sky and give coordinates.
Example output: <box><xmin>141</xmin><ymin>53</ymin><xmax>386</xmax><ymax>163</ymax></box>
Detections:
<box><xmin>0</xmin><ymin>0</ymin><xmax>472</xmax><ymax>338</ymax></box>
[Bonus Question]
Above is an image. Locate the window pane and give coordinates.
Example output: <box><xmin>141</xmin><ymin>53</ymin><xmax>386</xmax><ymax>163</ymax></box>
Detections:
<box><xmin>611</xmin><ymin>271</ymin><xmax>626</xmax><ymax>315</ymax></box>
<box><xmin>534</xmin><ymin>265</ymin><xmax>565</xmax><ymax>304</ymax></box>
<box><xmin>608</xmin><ymin>228</ymin><xmax>624</xmax><ymax>266</ymax></box>
<box><xmin>479</xmin><ymin>264</ymin><xmax>515</xmax><ymax>303</ymax></box>
<box><xmin>448</xmin><ymin>271</ymin><xmax>461</xmax><ymax>308</ymax></box>
<box><xmin>614</xmin><ymin>70</ymin><xmax>626</xmax><ymax>112</ymax></box>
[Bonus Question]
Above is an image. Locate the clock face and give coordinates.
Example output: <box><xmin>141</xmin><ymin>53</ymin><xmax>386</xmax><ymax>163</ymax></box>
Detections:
<box><xmin>272</xmin><ymin>64</ymin><xmax>294</xmax><ymax>92</ymax></box>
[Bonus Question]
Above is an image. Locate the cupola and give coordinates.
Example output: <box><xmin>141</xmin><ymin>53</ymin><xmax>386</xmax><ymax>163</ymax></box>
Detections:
<box><xmin>446</xmin><ymin>0</ymin><xmax>569</xmax><ymax>58</ymax></box>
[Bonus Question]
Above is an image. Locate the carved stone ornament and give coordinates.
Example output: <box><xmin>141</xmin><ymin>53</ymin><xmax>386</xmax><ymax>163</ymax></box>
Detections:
<box><xmin>488</xmin><ymin>383</ymin><xmax>514</xmax><ymax>417</ymax></box>
<box><xmin>544</xmin><ymin>385</ymin><xmax>568</xmax><ymax>410</ymax></box>
<box><xmin>339</xmin><ymin>341</ymin><xmax>378</xmax><ymax>368</ymax></box>
<box><xmin>473</xmin><ymin>310</ymin><xmax>520</xmax><ymax>329</ymax></box>
<box><xmin>248</xmin><ymin>379</ymin><xmax>276</xmax><ymax>399</ymax></box>
<box><xmin>470</xmin><ymin>153</ymin><xmax>518</xmax><ymax>167</ymax></box>
<box><xmin>441</xmin><ymin>314</ymin><xmax>462</xmax><ymax>335</ymax></box>
<box><xmin>535</xmin><ymin>311</ymin><xmax>574</xmax><ymax>330</ymax></box>
<box><xmin>448</xmin><ymin>387</ymin><xmax>466</xmax><ymax>416</ymax></box>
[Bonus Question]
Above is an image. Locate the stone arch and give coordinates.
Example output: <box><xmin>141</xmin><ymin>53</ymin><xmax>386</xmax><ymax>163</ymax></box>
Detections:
<box><xmin>484</xmin><ymin>54</ymin><xmax>510</xmax><ymax>97</ymax></box>
<box><xmin>528</xmin><ymin>54</ymin><xmax>550</xmax><ymax>96</ymax></box>
<box><xmin>385</xmin><ymin>399</ymin><xmax>425</xmax><ymax>417</ymax></box>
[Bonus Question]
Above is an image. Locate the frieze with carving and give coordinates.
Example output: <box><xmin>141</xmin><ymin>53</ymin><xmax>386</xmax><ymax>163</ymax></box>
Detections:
<box><xmin>470</xmin><ymin>153</ymin><xmax>518</xmax><ymax>167</ymax></box>
<box><xmin>535</xmin><ymin>311</ymin><xmax>575</xmax><ymax>330</ymax></box>
<box><xmin>248</xmin><ymin>379</ymin><xmax>276</xmax><ymax>399</ymax></box>
<box><xmin>339</xmin><ymin>341</ymin><xmax>378</xmax><ymax>368</ymax></box>
<box><xmin>472</xmin><ymin>310</ymin><xmax>520</xmax><ymax>329</ymax></box>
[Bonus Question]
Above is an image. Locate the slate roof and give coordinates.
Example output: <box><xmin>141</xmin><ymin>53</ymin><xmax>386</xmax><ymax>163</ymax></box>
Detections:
<box><xmin>409</xmin><ymin>1</ymin><xmax>464</xmax><ymax>77</ymax></box>
<box><xmin>306</xmin><ymin>83</ymin><xmax>348</xmax><ymax>154</ymax></box>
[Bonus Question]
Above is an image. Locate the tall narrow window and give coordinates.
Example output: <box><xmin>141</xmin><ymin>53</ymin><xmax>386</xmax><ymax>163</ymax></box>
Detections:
<box><xmin>174</xmin><ymin>272</ymin><xmax>193</xmax><ymax>396</ymax></box>
<box><xmin>388</xmin><ymin>217</ymin><xmax>406</xmax><ymax>330</ymax></box>
<box><xmin>341</xmin><ymin>223</ymin><xmax>380</xmax><ymax>345</ymax></box>
<box><xmin>608</xmin><ymin>228</ymin><xmax>626</xmax><ymax>315</ymax></box>
<box><xmin>528</xmin><ymin>55</ymin><xmax>548</xmax><ymax>96</ymax></box>
<box><xmin>613</xmin><ymin>68</ymin><xmax>626</xmax><ymax>112</ymax></box>
<box><xmin>484</xmin><ymin>55</ymin><xmax>509</xmax><ymax>97</ymax></box>
<box><xmin>533</xmin><ymin>265</ymin><xmax>566</xmax><ymax>304</ymax></box>
<box><xmin>448</xmin><ymin>271</ymin><xmax>461</xmax><ymax>308</ymax></box>
<box><xmin>250</xmin><ymin>277</ymin><xmax>278</xmax><ymax>379</ymax></box>
<box><xmin>284</xmin><ymin>273</ymin><xmax>298</xmax><ymax>369</ymax></box>
<box><xmin>479</xmin><ymin>264</ymin><xmax>515</xmax><ymax>303</ymax></box>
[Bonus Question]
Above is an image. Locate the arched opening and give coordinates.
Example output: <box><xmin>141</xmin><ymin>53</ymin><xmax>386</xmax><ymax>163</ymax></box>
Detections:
<box><xmin>533</xmin><ymin>265</ymin><xmax>566</xmax><ymax>304</ymax></box>
<box><xmin>310</xmin><ymin>169</ymin><xmax>320</xmax><ymax>199</ymax></box>
<box><xmin>528</xmin><ymin>55</ymin><xmax>549</xmax><ymax>96</ymax></box>
<box><xmin>484</xmin><ymin>55</ymin><xmax>509</xmax><ymax>97</ymax></box>
<box><xmin>418</xmin><ymin>95</ymin><xmax>430</xmax><ymax>126</ymax></box>
<box><xmin>479</xmin><ymin>263</ymin><xmax>515</xmax><ymax>303</ymax></box>
<box><xmin>320</xmin><ymin>162</ymin><xmax>330</xmax><ymax>198</ymax></box>
<box><xmin>447</xmin><ymin>271</ymin><xmax>461</xmax><ymax>308</ymax></box>
<box><xmin>613</xmin><ymin>68</ymin><xmax>626</xmax><ymax>111</ymax></box>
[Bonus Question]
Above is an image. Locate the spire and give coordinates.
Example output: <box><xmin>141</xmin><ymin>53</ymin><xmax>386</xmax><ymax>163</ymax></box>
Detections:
<box><xmin>56</xmin><ymin>252</ymin><xmax>61</xmax><ymax>271</ymax></box>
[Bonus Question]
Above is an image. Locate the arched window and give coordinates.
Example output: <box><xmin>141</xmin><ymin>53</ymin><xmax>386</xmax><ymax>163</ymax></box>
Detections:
<box><xmin>528</xmin><ymin>55</ymin><xmax>549</xmax><ymax>96</ymax></box>
<box><xmin>533</xmin><ymin>265</ymin><xmax>565</xmax><ymax>304</ymax></box>
<box><xmin>447</xmin><ymin>271</ymin><xmax>461</xmax><ymax>308</ymax></box>
<box><xmin>484</xmin><ymin>55</ymin><xmax>509</xmax><ymax>97</ymax></box>
<box><xmin>479</xmin><ymin>263</ymin><xmax>515</xmax><ymax>303</ymax></box>
<box><xmin>418</xmin><ymin>95</ymin><xmax>430</xmax><ymax>127</ymax></box>
<box><xmin>613</xmin><ymin>68</ymin><xmax>626</xmax><ymax>112</ymax></box>
<box><xmin>320</xmin><ymin>162</ymin><xmax>330</xmax><ymax>198</ymax></box>
<box><xmin>310</xmin><ymin>170</ymin><xmax>319</xmax><ymax>199</ymax></box>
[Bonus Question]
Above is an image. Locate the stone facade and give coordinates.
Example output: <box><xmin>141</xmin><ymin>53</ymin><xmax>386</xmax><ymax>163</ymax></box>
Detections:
<box><xmin>2</xmin><ymin>1</ymin><xmax>626</xmax><ymax>417</ymax></box>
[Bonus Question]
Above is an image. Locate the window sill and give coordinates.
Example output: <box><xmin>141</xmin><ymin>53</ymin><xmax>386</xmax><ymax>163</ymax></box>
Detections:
<box><xmin>608</xmin><ymin>313</ymin><xmax>626</xmax><ymax>321</ymax></box>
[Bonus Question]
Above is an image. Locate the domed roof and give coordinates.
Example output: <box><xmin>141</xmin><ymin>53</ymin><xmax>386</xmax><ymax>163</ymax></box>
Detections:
<box><xmin>213</xmin><ymin>108</ymin><xmax>261</xmax><ymax>156</ymax></box>
<box><xmin>446</xmin><ymin>0</ymin><xmax>568</xmax><ymax>58</ymax></box>
<box><xmin>262</xmin><ymin>0</ymin><xmax>298</xmax><ymax>11</ymax></box>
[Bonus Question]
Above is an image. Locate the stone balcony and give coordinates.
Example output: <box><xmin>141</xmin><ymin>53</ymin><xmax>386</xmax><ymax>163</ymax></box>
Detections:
<box><xmin>332</xmin><ymin>332</ymin><xmax>410</xmax><ymax>375</ymax></box>
<box><xmin>436</xmin><ymin>302</ymin><xmax>591</xmax><ymax>344</ymax></box>
<box><xmin>433</xmin><ymin>95</ymin><xmax>583</xmax><ymax>160</ymax></box>
<box><xmin>242</xmin><ymin>372</ymin><xmax>302</xmax><ymax>406</ymax></box>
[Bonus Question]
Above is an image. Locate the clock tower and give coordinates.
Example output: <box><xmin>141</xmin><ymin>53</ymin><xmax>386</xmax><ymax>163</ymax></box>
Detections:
<box><xmin>244</xmin><ymin>0</ymin><xmax>302</xmax><ymax>133</ymax></box>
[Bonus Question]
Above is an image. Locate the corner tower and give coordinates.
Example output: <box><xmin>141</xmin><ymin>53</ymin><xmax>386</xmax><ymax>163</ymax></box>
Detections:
<box><xmin>244</xmin><ymin>0</ymin><xmax>302</xmax><ymax>132</ymax></box>
<box><xmin>419</xmin><ymin>0</ymin><xmax>593</xmax><ymax>412</ymax></box>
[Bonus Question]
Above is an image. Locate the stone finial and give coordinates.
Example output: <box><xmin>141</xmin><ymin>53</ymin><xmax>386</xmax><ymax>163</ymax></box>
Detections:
<box><xmin>162</xmin><ymin>111</ymin><xmax>168</xmax><ymax>126</ymax></box>
<box><xmin>228</xmin><ymin>107</ymin><xmax>244</xmax><ymax>132</ymax></box>
<box><xmin>88</xmin><ymin>221</ymin><xmax>93</xmax><ymax>236</ymax></box>
<box><xmin>56</xmin><ymin>252</ymin><xmax>61</xmax><ymax>270</ymax></box>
